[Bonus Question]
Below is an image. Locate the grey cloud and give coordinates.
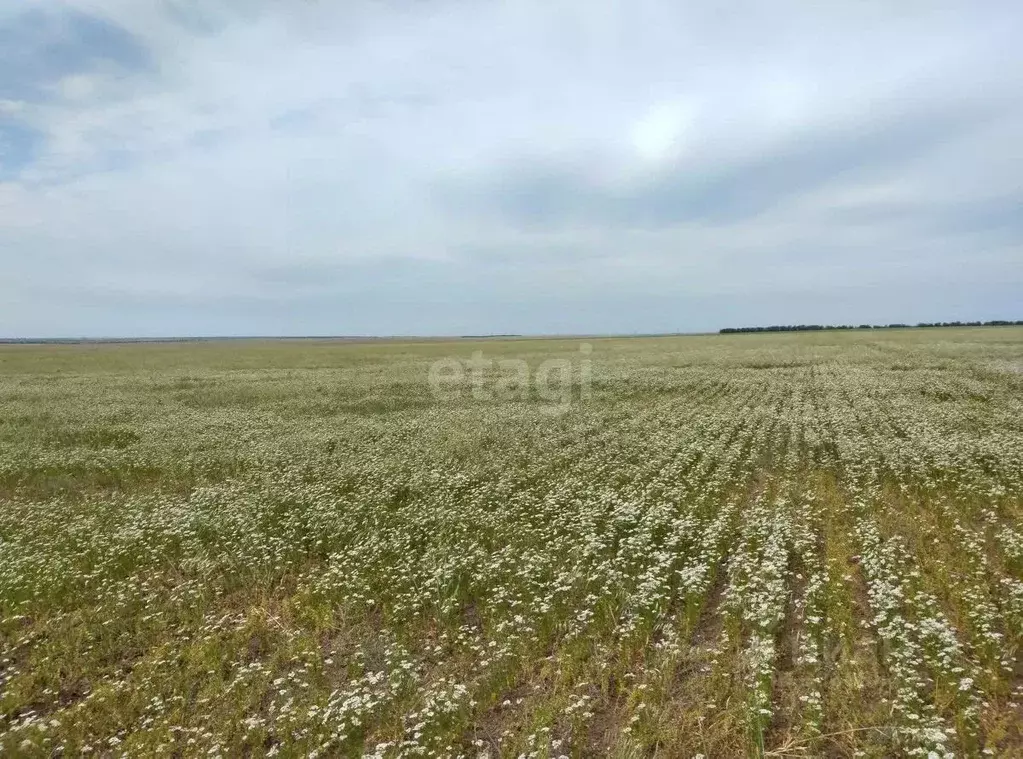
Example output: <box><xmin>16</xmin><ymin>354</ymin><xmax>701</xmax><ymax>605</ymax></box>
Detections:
<box><xmin>822</xmin><ymin>192</ymin><xmax>1023</xmax><ymax>242</ymax></box>
<box><xmin>1</xmin><ymin>0</ymin><xmax>1022</xmax><ymax>337</ymax></box>
<box><xmin>449</xmin><ymin>92</ymin><xmax>1012</xmax><ymax>231</ymax></box>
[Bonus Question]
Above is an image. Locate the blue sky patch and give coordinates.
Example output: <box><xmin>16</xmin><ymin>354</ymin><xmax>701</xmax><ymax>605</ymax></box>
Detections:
<box><xmin>0</xmin><ymin>7</ymin><xmax>149</xmax><ymax>101</ymax></box>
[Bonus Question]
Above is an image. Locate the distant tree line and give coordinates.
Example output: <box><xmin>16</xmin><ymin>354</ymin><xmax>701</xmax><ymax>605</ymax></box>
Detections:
<box><xmin>719</xmin><ymin>320</ymin><xmax>1023</xmax><ymax>334</ymax></box>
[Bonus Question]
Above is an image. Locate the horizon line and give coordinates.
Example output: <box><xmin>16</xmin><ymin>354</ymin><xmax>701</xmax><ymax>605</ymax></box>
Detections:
<box><xmin>2</xmin><ymin>320</ymin><xmax>1021</xmax><ymax>345</ymax></box>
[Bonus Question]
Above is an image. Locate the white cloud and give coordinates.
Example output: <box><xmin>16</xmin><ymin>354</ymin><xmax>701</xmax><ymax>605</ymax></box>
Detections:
<box><xmin>631</xmin><ymin>100</ymin><xmax>698</xmax><ymax>163</ymax></box>
<box><xmin>1</xmin><ymin>0</ymin><xmax>1021</xmax><ymax>336</ymax></box>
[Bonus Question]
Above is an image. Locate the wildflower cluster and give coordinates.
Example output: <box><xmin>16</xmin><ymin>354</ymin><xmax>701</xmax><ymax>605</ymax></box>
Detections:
<box><xmin>1</xmin><ymin>330</ymin><xmax>1021</xmax><ymax>756</ymax></box>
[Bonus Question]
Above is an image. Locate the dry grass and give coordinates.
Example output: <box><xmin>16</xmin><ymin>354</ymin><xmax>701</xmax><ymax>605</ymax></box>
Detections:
<box><xmin>1</xmin><ymin>328</ymin><xmax>1021</xmax><ymax>757</ymax></box>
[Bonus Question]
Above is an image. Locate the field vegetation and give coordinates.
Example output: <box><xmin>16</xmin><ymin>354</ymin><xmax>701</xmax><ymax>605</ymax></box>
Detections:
<box><xmin>1</xmin><ymin>328</ymin><xmax>1022</xmax><ymax>757</ymax></box>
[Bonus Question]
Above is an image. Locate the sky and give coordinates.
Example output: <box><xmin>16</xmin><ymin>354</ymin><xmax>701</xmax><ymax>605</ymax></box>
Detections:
<box><xmin>1</xmin><ymin>0</ymin><xmax>1021</xmax><ymax>337</ymax></box>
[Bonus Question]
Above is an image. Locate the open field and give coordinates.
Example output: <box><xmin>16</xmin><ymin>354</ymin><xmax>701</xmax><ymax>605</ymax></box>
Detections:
<box><xmin>1</xmin><ymin>328</ymin><xmax>1022</xmax><ymax>757</ymax></box>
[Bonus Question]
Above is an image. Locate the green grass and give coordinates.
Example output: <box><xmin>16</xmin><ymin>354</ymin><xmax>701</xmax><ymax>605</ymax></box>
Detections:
<box><xmin>1</xmin><ymin>329</ymin><xmax>1022</xmax><ymax>757</ymax></box>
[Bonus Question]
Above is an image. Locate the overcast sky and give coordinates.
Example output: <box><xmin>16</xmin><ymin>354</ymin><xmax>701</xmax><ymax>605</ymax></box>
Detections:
<box><xmin>1</xmin><ymin>1</ymin><xmax>1021</xmax><ymax>337</ymax></box>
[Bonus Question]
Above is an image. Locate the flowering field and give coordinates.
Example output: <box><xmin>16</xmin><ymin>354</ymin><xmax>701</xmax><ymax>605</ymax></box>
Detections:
<box><xmin>1</xmin><ymin>329</ymin><xmax>1022</xmax><ymax>758</ymax></box>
